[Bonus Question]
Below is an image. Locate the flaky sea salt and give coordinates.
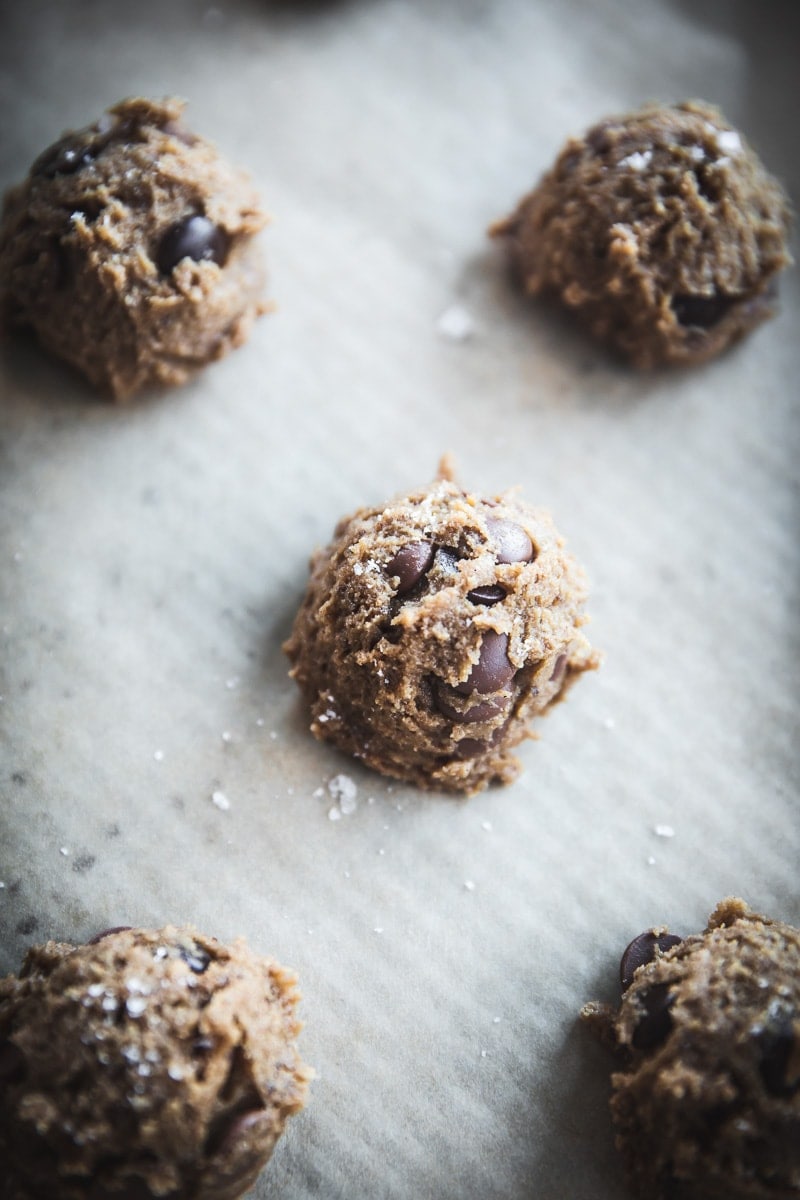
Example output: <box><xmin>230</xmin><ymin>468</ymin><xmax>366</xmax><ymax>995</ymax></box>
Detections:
<box><xmin>211</xmin><ymin>791</ymin><xmax>230</xmax><ymax>811</ymax></box>
<box><xmin>619</xmin><ymin>149</ymin><xmax>652</xmax><ymax>171</ymax></box>
<box><xmin>328</xmin><ymin>774</ymin><xmax>357</xmax><ymax>814</ymax></box>
<box><xmin>437</xmin><ymin>304</ymin><xmax>476</xmax><ymax>342</ymax></box>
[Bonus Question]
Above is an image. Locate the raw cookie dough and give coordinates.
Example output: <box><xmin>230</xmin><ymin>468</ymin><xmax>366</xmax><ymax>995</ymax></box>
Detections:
<box><xmin>582</xmin><ymin>898</ymin><xmax>800</xmax><ymax>1200</ymax></box>
<box><xmin>0</xmin><ymin>97</ymin><xmax>268</xmax><ymax>398</ymax></box>
<box><xmin>491</xmin><ymin>101</ymin><xmax>792</xmax><ymax>367</ymax></box>
<box><xmin>284</xmin><ymin>467</ymin><xmax>599</xmax><ymax>794</ymax></box>
<box><xmin>0</xmin><ymin>925</ymin><xmax>311</xmax><ymax>1200</ymax></box>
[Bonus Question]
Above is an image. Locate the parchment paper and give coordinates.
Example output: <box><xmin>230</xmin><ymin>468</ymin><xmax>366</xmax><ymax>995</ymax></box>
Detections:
<box><xmin>1</xmin><ymin>1</ymin><xmax>798</xmax><ymax>1196</ymax></box>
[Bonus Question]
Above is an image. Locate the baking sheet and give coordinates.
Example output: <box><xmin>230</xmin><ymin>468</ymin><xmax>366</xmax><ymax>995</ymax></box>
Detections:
<box><xmin>1</xmin><ymin>1</ymin><xmax>799</xmax><ymax>1197</ymax></box>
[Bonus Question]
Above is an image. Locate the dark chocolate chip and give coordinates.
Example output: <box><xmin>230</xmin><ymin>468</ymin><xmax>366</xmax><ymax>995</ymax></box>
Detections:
<box><xmin>486</xmin><ymin>517</ymin><xmax>534</xmax><ymax>564</ymax></box>
<box><xmin>454</xmin><ymin>631</ymin><xmax>515</xmax><ymax>696</ymax></box>
<box><xmin>549</xmin><ymin>653</ymin><xmax>567</xmax><ymax>684</ymax></box>
<box><xmin>32</xmin><ymin>135</ymin><xmax>97</xmax><ymax>179</ymax></box>
<box><xmin>757</xmin><ymin>1014</ymin><xmax>799</xmax><ymax>1097</ymax></box>
<box><xmin>180</xmin><ymin>945</ymin><xmax>210</xmax><ymax>974</ymax></box>
<box><xmin>450</xmin><ymin>724</ymin><xmax>507</xmax><ymax>760</ymax></box>
<box><xmin>385</xmin><ymin>542</ymin><xmax>435</xmax><ymax>594</ymax></box>
<box><xmin>436</xmin><ymin>688</ymin><xmax>511</xmax><ymax>724</ymax></box>
<box><xmin>86</xmin><ymin>926</ymin><xmax>133</xmax><ymax>945</ymax></box>
<box><xmin>214</xmin><ymin>1108</ymin><xmax>271</xmax><ymax>1160</ymax></box>
<box><xmin>671</xmin><ymin>292</ymin><xmax>735</xmax><ymax>329</ymax></box>
<box><xmin>631</xmin><ymin>982</ymin><xmax>675</xmax><ymax>1050</ymax></box>
<box><xmin>156</xmin><ymin>215</ymin><xmax>229</xmax><ymax>275</ymax></box>
<box><xmin>0</xmin><ymin>1040</ymin><xmax>26</xmax><ymax>1085</ymax></box>
<box><xmin>467</xmin><ymin>585</ymin><xmax>506</xmax><ymax>606</ymax></box>
<box><xmin>620</xmin><ymin>931</ymin><xmax>683</xmax><ymax>992</ymax></box>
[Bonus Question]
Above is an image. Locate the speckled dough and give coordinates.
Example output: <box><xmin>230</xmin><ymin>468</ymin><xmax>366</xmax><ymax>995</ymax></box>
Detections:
<box><xmin>491</xmin><ymin>101</ymin><xmax>792</xmax><ymax>367</ymax></box>
<box><xmin>0</xmin><ymin>926</ymin><xmax>311</xmax><ymax>1200</ymax></box>
<box><xmin>284</xmin><ymin>469</ymin><xmax>599</xmax><ymax>794</ymax></box>
<box><xmin>0</xmin><ymin>97</ymin><xmax>268</xmax><ymax>398</ymax></box>
<box><xmin>582</xmin><ymin>899</ymin><xmax>800</xmax><ymax>1200</ymax></box>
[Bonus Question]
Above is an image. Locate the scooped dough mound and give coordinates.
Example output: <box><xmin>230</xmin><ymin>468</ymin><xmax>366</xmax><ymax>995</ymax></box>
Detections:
<box><xmin>0</xmin><ymin>97</ymin><xmax>268</xmax><ymax>398</ymax></box>
<box><xmin>284</xmin><ymin>470</ymin><xmax>599</xmax><ymax>794</ymax></box>
<box><xmin>0</xmin><ymin>926</ymin><xmax>311</xmax><ymax>1200</ymax></box>
<box><xmin>491</xmin><ymin>101</ymin><xmax>792</xmax><ymax>367</ymax></box>
<box><xmin>582</xmin><ymin>898</ymin><xmax>800</xmax><ymax>1200</ymax></box>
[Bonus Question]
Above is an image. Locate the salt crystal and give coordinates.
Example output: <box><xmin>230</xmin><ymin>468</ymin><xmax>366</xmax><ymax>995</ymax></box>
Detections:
<box><xmin>153</xmin><ymin>750</ymin><xmax>164</xmax><ymax>762</ymax></box>
<box><xmin>480</xmin><ymin>1049</ymin><xmax>487</xmax><ymax>1058</ymax></box>
<box><xmin>603</xmin><ymin>716</ymin><xmax>615</xmax><ymax>730</ymax></box>
<box><xmin>647</xmin><ymin>856</ymin><xmax>657</xmax><ymax>866</ymax></box>
<box><xmin>221</xmin><ymin>731</ymin><xmax>232</xmax><ymax>743</ymax></box>
<box><xmin>717</xmin><ymin>129</ymin><xmax>742</xmax><ymax>155</ymax></box>
<box><xmin>437</xmin><ymin>304</ymin><xmax>476</xmax><ymax>342</ymax></box>
<box><xmin>126</xmin><ymin>996</ymin><xmax>147</xmax><ymax>1017</ymax></box>
<box><xmin>256</xmin><ymin>718</ymin><xmax>265</xmax><ymax>727</ymax></box>
<box><xmin>654</xmin><ymin>824</ymin><xmax>675</xmax><ymax>838</ymax></box>
<box><xmin>464</xmin><ymin>880</ymin><xmax>476</xmax><ymax>891</ymax></box>
<box><xmin>493</xmin><ymin>1017</ymin><xmax>501</xmax><ymax>1024</ymax></box>
<box><xmin>619</xmin><ymin>149</ymin><xmax>652</xmax><ymax>171</ymax></box>
<box><xmin>60</xmin><ymin>847</ymin><xmax>69</xmax><ymax>856</ymax></box>
<box><xmin>168</xmin><ymin>1064</ymin><xmax>185</xmax><ymax>1081</ymax></box>
<box><xmin>481</xmin><ymin>821</ymin><xmax>492</xmax><ymax>833</ymax></box>
<box><xmin>328</xmin><ymin>806</ymin><xmax>342</xmax><ymax>822</ymax></box>
<box><xmin>102</xmin><ymin>996</ymin><xmax>118</xmax><ymax>1012</ymax></box>
<box><xmin>0</xmin><ymin>882</ymin><xmax>5</xmax><ymax>889</ymax></box>
<box><xmin>374</xmin><ymin>927</ymin><xmax>384</xmax><ymax>934</ymax></box>
<box><xmin>313</xmin><ymin>787</ymin><xmax>325</xmax><ymax>798</ymax></box>
<box><xmin>225</xmin><ymin>676</ymin><xmax>239</xmax><ymax>690</ymax></box>
<box><xmin>87</xmin><ymin>983</ymin><xmax>105</xmax><ymax>998</ymax></box>
<box><xmin>378</xmin><ymin>848</ymin><xmax>385</xmax><ymax>856</ymax></box>
<box><xmin>211</xmin><ymin>791</ymin><xmax>230</xmax><ymax>811</ymax></box>
<box><xmin>328</xmin><ymin>774</ymin><xmax>357</xmax><ymax>813</ymax></box>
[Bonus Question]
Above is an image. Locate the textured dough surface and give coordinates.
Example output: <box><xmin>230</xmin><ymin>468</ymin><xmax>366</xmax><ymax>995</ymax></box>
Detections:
<box><xmin>0</xmin><ymin>926</ymin><xmax>311</xmax><ymax>1200</ymax></box>
<box><xmin>284</xmin><ymin>472</ymin><xmax>598</xmax><ymax>794</ymax></box>
<box><xmin>0</xmin><ymin>97</ymin><xmax>268</xmax><ymax>398</ymax></box>
<box><xmin>491</xmin><ymin>101</ymin><xmax>792</xmax><ymax>367</ymax></box>
<box><xmin>582</xmin><ymin>898</ymin><xmax>800</xmax><ymax>1200</ymax></box>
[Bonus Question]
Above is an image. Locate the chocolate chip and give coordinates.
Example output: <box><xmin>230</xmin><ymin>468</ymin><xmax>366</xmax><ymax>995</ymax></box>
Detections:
<box><xmin>180</xmin><ymin>945</ymin><xmax>210</xmax><ymax>974</ymax></box>
<box><xmin>86</xmin><ymin>926</ymin><xmax>133</xmax><ymax>945</ymax></box>
<box><xmin>631</xmin><ymin>983</ymin><xmax>675</xmax><ymax>1050</ymax></box>
<box><xmin>0</xmin><ymin>1040</ymin><xmax>26</xmax><ymax>1085</ymax></box>
<box><xmin>757</xmin><ymin>1012</ymin><xmax>799</xmax><ymax>1097</ymax></box>
<box><xmin>156</xmin><ymin>215</ymin><xmax>229</xmax><ymax>275</ymax></box>
<box><xmin>215</xmin><ymin>1108</ymin><xmax>271</xmax><ymax>1159</ymax></box>
<box><xmin>32</xmin><ymin>135</ymin><xmax>96</xmax><ymax>179</ymax></box>
<box><xmin>620</xmin><ymin>931</ymin><xmax>683</xmax><ymax>992</ymax></box>
<box><xmin>436</xmin><ymin>688</ymin><xmax>511</xmax><ymax>724</ymax></box>
<box><xmin>454</xmin><ymin>631</ymin><xmax>515</xmax><ymax>696</ymax></box>
<box><xmin>671</xmin><ymin>292</ymin><xmax>735</xmax><ymax>329</ymax></box>
<box><xmin>486</xmin><ymin>518</ymin><xmax>534</xmax><ymax>564</ymax></box>
<box><xmin>450</xmin><ymin>725</ymin><xmax>506</xmax><ymax>760</ymax></box>
<box><xmin>467</xmin><ymin>585</ymin><xmax>506</xmax><ymax>606</ymax></box>
<box><xmin>549</xmin><ymin>653</ymin><xmax>567</xmax><ymax>684</ymax></box>
<box><xmin>385</xmin><ymin>542</ymin><xmax>434</xmax><ymax>594</ymax></box>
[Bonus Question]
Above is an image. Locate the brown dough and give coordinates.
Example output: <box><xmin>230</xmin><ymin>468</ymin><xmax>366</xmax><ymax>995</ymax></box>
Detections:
<box><xmin>491</xmin><ymin>101</ymin><xmax>792</xmax><ymax>367</ymax></box>
<box><xmin>284</xmin><ymin>467</ymin><xmax>599</xmax><ymax>794</ymax></box>
<box><xmin>582</xmin><ymin>898</ymin><xmax>800</xmax><ymax>1199</ymax></box>
<box><xmin>0</xmin><ymin>926</ymin><xmax>311</xmax><ymax>1200</ymax></box>
<box><xmin>0</xmin><ymin>97</ymin><xmax>268</xmax><ymax>398</ymax></box>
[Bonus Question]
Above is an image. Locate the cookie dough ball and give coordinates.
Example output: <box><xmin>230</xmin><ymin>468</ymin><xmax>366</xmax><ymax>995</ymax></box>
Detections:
<box><xmin>0</xmin><ymin>926</ymin><xmax>311</xmax><ymax>1199</ymax></box>
<box><xmin>491</xmin><ymin>101</ymin><xmax>792</xmax><ymax>367</ymax></box>
<box><xmin>582</xmin><ymin>899</ymin><xmax>800</xmax><ymax>1200</ymax></box>
<box><xmin>284</xmin><ymin>470</ymin><xmax>599</xmax><ymax>794</ymax></box>
<box><xmin>0</xmin><ymin>97</ymin><xmax>268</xmax><ymax>398</ymax></box>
